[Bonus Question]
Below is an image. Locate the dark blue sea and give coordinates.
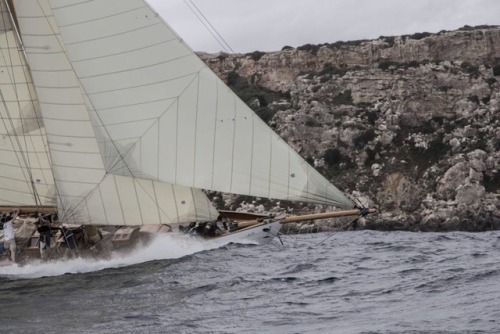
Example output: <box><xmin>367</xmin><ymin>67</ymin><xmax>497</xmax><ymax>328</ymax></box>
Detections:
<box><xmin>1</xmin><ymin>230</ymin><xmax>499</xmax><ymax>334</ymax></box>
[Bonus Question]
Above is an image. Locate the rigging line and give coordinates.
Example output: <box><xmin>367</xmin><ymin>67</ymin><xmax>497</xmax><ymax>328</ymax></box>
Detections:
<box><xmin>183</xmin><ymin>0</ymin><xmax>234</xmax><ymax>53</ymax></box>
<box><xmin>315</xmin><ymin>215</ymin><xmax>360</xmax><ymax>246</ymax></box>
<box><xmin>3</xmin><ymin>0</ymin><xmax>25</xmax><ymax>58</ymax></box>
<box><xmin>347</xmin><ymin>193</ymin><xmax>366</xmax><ymax>210</ymax></box>
<box><xmin>0</xmin><ymin>89</ymin><xmax>42</xmax><ymax>207</ymax></box>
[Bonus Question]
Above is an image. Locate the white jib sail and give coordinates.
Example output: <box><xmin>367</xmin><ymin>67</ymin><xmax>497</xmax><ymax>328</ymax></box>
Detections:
<box><xmin>46</xmin><ymin>0</ymin><xmax>355</xmax><ymax>209</ymax></box>
<box><xmin>0</xmin><ymin>1</ymin><xmax>55</xmax><ymax>207</ymax></box>
<box><xmin>13</xmin><ymin>0</ymin><xmax>219</xmax><ymax>225</ymax></box>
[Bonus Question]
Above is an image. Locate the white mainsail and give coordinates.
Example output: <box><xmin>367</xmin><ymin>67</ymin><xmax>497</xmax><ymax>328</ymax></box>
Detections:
<box><xmin>0</xmin><ymin>1</ymin><xmax>55</xmax><ymax>207</ymax></box>
<box><xmin>45</xmin><ymin>0</ymin><xmax>355</xmax><ymax>209</ymax></box>
<box><xmin>12</xmin><ymin>0</ymin><xmax>219</xmax><ymax>225</ymax></box>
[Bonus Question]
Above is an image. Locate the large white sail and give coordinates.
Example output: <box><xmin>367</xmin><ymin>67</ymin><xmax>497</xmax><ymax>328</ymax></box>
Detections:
<box><xmin>0</xmin><ymin>1</ymin><xmax>55</xmax><ymax>207</ymax></box>
<box><xmin>13</xmin><ymin>0</ymin><xmax>219</xmax><ymax>225</ymax></box>
<box><xmin>46</xmin><ymin>0</ymin><xmax>354</xmax><ymax>209</ymax></box>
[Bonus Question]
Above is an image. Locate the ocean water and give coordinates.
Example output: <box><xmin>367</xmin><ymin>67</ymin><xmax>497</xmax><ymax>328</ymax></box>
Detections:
<box><xmin>1</xmin><ymin>230</ymin><xmax>499</xmax><ymax>334</ymax></box>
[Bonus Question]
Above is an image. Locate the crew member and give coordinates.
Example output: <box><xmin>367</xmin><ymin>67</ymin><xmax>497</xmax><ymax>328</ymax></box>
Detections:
<box><xmin>36</xmin><ymin>214</ymin><xmax>53</xmax><ymax>261</ymax></box>
<box><xmin>3</xmin><ymin>210</ymin><xmax>19</xmax><ymax>262</ymax></box>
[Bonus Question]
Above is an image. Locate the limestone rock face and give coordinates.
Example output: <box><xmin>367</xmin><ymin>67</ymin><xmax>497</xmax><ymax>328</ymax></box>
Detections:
<box><xmin>200</xmin><ymin>27</ymin><xmax>500</xmax><ymax>93</ymax></box>
<box><xmin>201</xmin><ymin>26</ymin><xmax>500</xmax><ymax>231</ymax></box>
<box><xmin>455</xmin><ymin>183</ymin><xmax>486</xmax><ymax>206</ymax></box>
<box><xmin>437</xmin><ymin>162</ymin><xmax>470</xmax><ymax>201</ymax></box>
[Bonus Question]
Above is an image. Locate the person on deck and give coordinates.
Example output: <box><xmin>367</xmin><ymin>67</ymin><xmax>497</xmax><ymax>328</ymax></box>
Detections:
<box><xmin>203</xmin><ymin>221</ymin><xmax>222</xmax><ymax>237</ymax></box>
<box><xmin>36</xmin><ymin>214</ymin><xmax>54</xmax><ymax>261</ymax></box>
<box><xmin>59</xmin><ymin>226</ymin><xmax>79</xmax><ymax>259</ymax></box>
<box><xmin>3</xmin><ymin>210</ymin><xmax>19</xmax><ymax>263</ymax></box>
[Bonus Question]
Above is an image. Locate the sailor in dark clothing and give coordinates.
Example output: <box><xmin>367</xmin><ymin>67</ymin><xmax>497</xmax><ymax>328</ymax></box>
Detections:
<box><xmin>58</xmin><ymin>226</ymin><xmax>79</xmax><ymax>259</ymax></box>
<box><xmin>61</xmin><ymin>226</ymin><xmax>77</xmax><ymax>249</ymax></box>
<box><xmin>35</xmin><ymin>213</ymin><xmax>55</xmax><ymax>260</ymax></box>
<box><xmin>203</xmin><ymin>221</ymin><xmax>221</xmax><ymax>237</ymax></box>
<box><xmin>184</xmin><ymin>221</ymin><xmax>221</xmax><ymax>237</ymax></box>
<box><xmin>37</xmin><ymin>223</ymin><xmax>51</xmax><ymax>260</ymax></box>
<box><xmin>186</xmin><ymin>222</ymin><xmax>200</xmax><ymax>235</ymax></box>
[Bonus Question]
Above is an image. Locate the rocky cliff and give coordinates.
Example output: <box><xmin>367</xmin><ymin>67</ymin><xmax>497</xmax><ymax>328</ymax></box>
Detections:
<box><xmin>201</xmin><ymin>25</ymin><xmax>500</xmax><ymax>232</ymax></box>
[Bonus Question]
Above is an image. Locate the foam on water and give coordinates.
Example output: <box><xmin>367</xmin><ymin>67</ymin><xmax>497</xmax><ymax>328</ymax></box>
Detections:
<box><xmin>0</xmin><ymin>233</ymin><xmax>243</xmax><ymax>279</ymax></box>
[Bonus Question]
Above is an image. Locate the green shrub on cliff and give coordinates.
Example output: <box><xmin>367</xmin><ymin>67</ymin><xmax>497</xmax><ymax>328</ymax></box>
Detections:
<box><xmin>460</xmin><ymin>61</ymin><xmax>480</xmax><ymax>77</ymax></box>
<box><xmin>246</xmin><ymin>51</ymin><xmax>266</xmax><ymax>61</ymax></box>
<box><xmin>354</xmin><ymin>129</ymin><xmax>376</xmax><ymax>148</ymax></box>
<box><xmin>332</xmin><ymin>90</ymin><xmax>353</xmax><ymax>105</ymax></box>
<box><xmin>493</xmin><ymin>64</ymin><xmax>500</xmax><ymax>76</ymax></box>
<box><xmin>408</xmin><ymin>32</ymin><xmax>432</xmax><ymax>40</ymax></box>
<box><xmin>226</xmin><ymin>71</ymin><xmax>288</xmax><ymax>123</ymax></box>
<box><xmin>323</xmin><ymin>148</ymin><xmax>353</xmax><ymax>172</ymax></box>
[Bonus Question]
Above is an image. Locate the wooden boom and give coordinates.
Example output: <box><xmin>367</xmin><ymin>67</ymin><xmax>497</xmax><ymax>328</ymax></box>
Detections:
<box><xmin>236</xmin><ymin>208</ymin><xmax>376</xmax><ymax>228</ymax></box>
<box><xmin>279</xmin><ymin>208</ymin><xmax>376</xmax><ymax>224</ymax></box>
<box><xmin>0</xmin><ymin>206</ymin><xmax>57</xmax><ymax>214</ymax></box>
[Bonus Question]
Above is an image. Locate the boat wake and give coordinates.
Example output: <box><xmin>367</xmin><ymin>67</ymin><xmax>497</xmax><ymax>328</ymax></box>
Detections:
<box><xmin>0</xmin><ymin>233</ymin><xmax>245</xmax><ymax>279</ymax></box>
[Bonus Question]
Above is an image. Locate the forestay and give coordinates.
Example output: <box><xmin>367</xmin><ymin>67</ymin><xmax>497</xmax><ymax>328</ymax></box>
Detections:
<box><xmin>46</xmin><ymin>0</ymin><xmax>354</xmax><ymax>209</ymax></box>
<box><xmin>13</xmin><ymin>0</ymin><xmax>219</xmax><ymax>225</ymax></box>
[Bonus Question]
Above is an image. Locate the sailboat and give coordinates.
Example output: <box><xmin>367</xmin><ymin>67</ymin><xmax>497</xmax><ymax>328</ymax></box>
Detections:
<box><xmin>0</xmin><ymin>0</ymin><xmax>374</xmax><ymax>262</ymax></box>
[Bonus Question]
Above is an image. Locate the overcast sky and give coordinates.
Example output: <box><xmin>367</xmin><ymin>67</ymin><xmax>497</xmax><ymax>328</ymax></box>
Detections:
<box><xmin>147</xmin><ymin>0</ymin><xmax>500</xmax><ymax>53</ymax></box>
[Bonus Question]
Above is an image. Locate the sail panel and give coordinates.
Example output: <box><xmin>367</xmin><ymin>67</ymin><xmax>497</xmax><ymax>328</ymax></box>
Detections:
<box><xmin>135</xmin><ymin>178</ymin><xmax>161</xmax><ymax>225</ymax></box>
<box><xmin>268</xmin><ymin>131</ymin><xmax>291</xmax><ymax>199</ymax></box>
<box><xmin>72</xmin><ymin>42</ymin><xmax>195</xmax><ymax>82</ymax></box>
<box><xmin>77</xmin><ymin>52</ymin><xmax>199</xmax><ymax>94</ymax></box>
<box><xmin>98</xmin><ymin>174</ymin><xmax>126</xmax><ymax>225</ymax></box>
<box><xmin>83</xmin><ymin>74</ymin><xmax>197</xmax><ymax>111</ymax></box>
<box><xmin>114</xmin><ymin>176</ymin><xmax>142</xmax><ymax>225</ymax></box>
<box><xmin>193</xmin><ymin>70</ymin><xmax>217</xmax><ymax>189</ymax></box>
<box><xmin>41</xmin><ymin>103</ymin><xmax>95</xmax><ymax>121</ymax></box>
<box><xmin>157</xmin><ymin>101</ymin><xmax>177</xmax><ymax>181</ymax></box>
<box><xmin>0</xmin><ymin>66</ymin><xmax>29</xmax><ymax>85</ymax></box>
<box><xmin>0</xmin><ymin>26</ymin><xmax>17</xmax><ymax>47</ymax></box>
<box><xmin>0</xmin><ymin>188</ymin><xmax>40</xmax><ymax>206</ymax></box>
<box><xmin>250</xmin><ymin>116</ymin><xmax>272</xmax><ymax>197</ymax></box>
<box><xmin>59</xmin><ymin>24</ymin><xmax>178</xmax><ymax>63</ymax></box>
<box><xmin>139</xmin><ymin>121</ymin><xmax>159</xmax><ymax>179</ymax></box>
<box><xmin>0</xmin><ymin>82</ymin><xmax>30</xmax><ymax>100</ymax></box>
<box><xmin>227</xmin><ymin>90</ymin><xmax>254</xmax><ymax>194</ymax></box>
<box><xmin>175</xmin><ymin>77</ymin><xmax>198</xmax><ymax>186</ymax></box>
<box><xmin>49</xmin><ymin>0</ymin><xmax>147</xmax><ymax>28</ymax></box>
<box><xmin>88</xmin><ymin>99</ymin><xmax>172</xmax><ymax>126</ymax></box>
<box><xmin>210</xmin><ymin>82</ymin><xmax>236</xmax><ymax>192</ymax></box>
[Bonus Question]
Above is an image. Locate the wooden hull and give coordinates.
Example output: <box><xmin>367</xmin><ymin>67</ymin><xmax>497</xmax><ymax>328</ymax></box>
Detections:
<box><xmin>0</xmin><ymin>208</ymin><xmax>376</xmax><ymax>266</ymax></box>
